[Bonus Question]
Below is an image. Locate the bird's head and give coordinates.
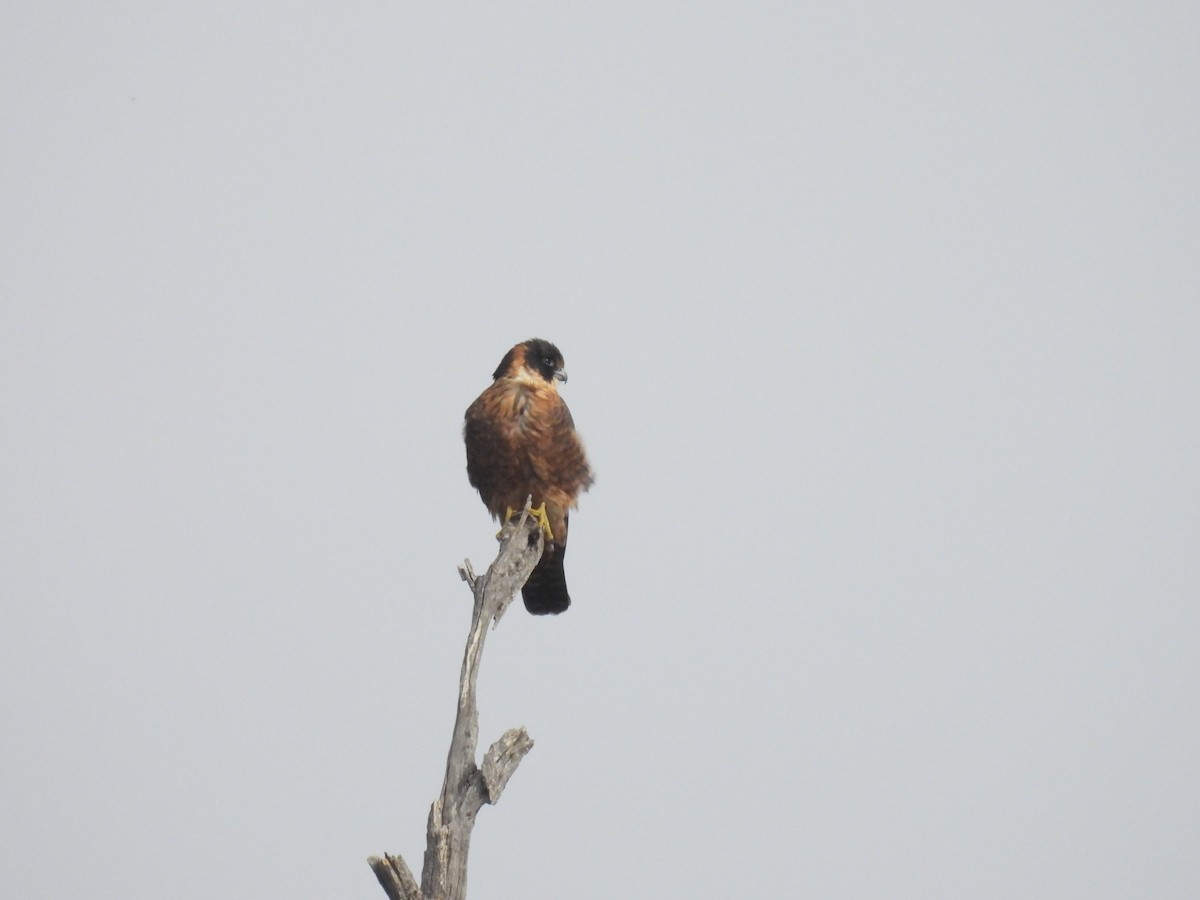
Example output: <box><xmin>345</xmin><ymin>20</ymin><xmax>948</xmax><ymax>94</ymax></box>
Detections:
<box><xmin>494</xmin><ymin>338</ymin><xmax>568</xmax><ymax>386</ymax></box>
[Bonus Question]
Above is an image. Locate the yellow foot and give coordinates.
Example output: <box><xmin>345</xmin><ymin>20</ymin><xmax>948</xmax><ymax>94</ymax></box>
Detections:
<box><xmin>503</xmin><ymin>503</ymin><xmax>554</xmax><ymax>541</ymax></box>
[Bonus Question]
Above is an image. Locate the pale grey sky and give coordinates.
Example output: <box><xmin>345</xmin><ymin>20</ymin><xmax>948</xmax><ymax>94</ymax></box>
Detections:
<box><xmin>3</xmin><ymin>4</ymin><xmax>1197</xmax><ymax>898</ymax></box>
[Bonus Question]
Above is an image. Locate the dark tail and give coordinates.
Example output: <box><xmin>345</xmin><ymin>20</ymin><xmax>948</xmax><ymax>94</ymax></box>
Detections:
<box><xmin>521</xmin><ymin>542</ymin><xmax>570</xmax><ymax>614</ymax></box>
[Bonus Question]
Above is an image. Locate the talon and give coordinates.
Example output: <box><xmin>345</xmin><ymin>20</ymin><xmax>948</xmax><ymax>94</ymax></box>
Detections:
<box><xmin>498</xmin><ymin>507</ymin><xmax>516</xmax><ymax>539</ymax></box>
<box><xmin>503</xmin><ymin>503</ymin><xmax>554</xmax><ymax>541</ymax></box>
<box><xmin>528</xmin><ymin>502</ymin><xmax>554</xmax><ymax>541</ymax></box>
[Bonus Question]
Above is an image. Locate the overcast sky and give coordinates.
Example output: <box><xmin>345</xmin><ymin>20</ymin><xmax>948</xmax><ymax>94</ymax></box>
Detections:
<box><xmin>3</xmin><ymin>4</ymin><xmax>1197</xmax><ymax>898</ymax></box>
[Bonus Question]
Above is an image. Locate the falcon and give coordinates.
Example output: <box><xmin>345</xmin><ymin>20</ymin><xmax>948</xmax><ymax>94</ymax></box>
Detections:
<box><xmin>464</xmin><ymin>338</ymin><xmax>593</xmax><ymax>614</ymax></box>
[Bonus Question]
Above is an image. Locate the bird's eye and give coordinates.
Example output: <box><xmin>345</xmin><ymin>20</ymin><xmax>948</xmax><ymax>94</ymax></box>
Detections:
<box><xmin>543</xmin><ymin>358</ymin><xmax>555</xmax><ymax>367</ymax></box>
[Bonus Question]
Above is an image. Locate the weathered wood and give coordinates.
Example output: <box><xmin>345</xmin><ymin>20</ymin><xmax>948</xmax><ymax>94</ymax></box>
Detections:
<box><xmin>370</xmin><ymin>505</ymin><xmax>544</xmax><ymax>899</ymax></box>
<box><xmin>481</xmin><ymin>727</ymin><xmax>534</xmax><ymax>805</ymax></box>
<box><xmin>367</xmin><ymin>853</ymin><xmax>420</xmax><ymax>900</ymax></box>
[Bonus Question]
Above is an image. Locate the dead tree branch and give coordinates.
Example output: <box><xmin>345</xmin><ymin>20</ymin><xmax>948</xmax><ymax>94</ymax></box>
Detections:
<box><xmin>369</xmin><ymin>506</ymin><xmax>544</xmax><ymax>900</ymax></box>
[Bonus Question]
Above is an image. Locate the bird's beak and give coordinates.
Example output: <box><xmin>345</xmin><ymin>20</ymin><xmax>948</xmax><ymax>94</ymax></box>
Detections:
<box><xmin>553</xmin><ymin>368</ymin><xmax>568</xmax><ymax>384</ymax></box>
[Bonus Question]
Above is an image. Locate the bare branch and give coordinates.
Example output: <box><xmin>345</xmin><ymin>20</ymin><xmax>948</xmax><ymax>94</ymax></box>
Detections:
<box><xmin>481</xmin><ymin>727</ymin><xmax>535</xmax><ymax>806</ymax></box>
<box><xmin>367</xmin><ymin>854</ymin><xmax>421</xmax><ymax>900</ymax></box>
<box><xmin>370</xmin><ymin>509</ymin><xmax>544</xmax><ymax>898</ymax></box>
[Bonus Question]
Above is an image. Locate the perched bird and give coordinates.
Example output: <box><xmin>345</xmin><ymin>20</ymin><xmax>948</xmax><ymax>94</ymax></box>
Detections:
<box><xmin>464</xmin><ymin>338</ymin><xmax>593</xmax><ymax>614</ymax></box>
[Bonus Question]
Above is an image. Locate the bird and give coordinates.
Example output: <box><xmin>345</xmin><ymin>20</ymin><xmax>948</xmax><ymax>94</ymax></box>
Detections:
<box><xmin>464</xmin><ymin>338</ymin><xmax>593</xmax><ymax>614</ymax></box>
